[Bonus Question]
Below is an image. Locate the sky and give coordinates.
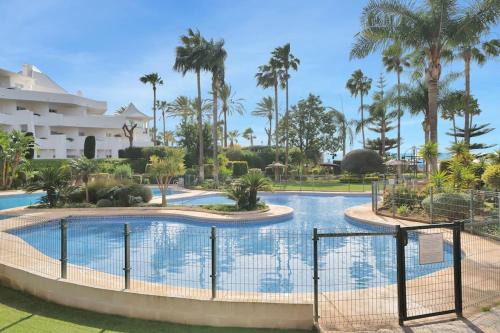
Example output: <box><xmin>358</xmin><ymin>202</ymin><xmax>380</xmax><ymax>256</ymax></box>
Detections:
<box><xmin>1</xmin><ymin>0</ymin><xmax>499</xmax><ymax>159</ymax></box>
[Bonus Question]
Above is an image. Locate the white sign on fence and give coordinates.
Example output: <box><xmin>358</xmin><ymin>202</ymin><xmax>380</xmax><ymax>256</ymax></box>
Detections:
<box><xmin>419</xmin><ymin>233</ymin><xmax>444</xmax><ymax>265</ymax></box>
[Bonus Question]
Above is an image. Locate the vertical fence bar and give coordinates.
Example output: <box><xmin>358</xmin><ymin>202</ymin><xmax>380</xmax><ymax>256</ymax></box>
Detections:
<box><xmin>429</xmin><ymin>186</ymin><xmax>434</xmax><ymax>224</ymax></box>
<box><xmin>395</xmin><ymin>225</ymin><xmax>407</xmax><ymax>325</ymax></box>
<box><xmin>375</xmin><ymin>181</ymin><xmax>379</xmax><ymax>212</ymax></box>
<box><xmin>60</xmin><ymin>219</ymin><xmax>67</xmax><ymax>279</ymax></box>
<box><xmin>392</xmin><ymin>183</ymin><xmax>396</xmax><ymax>217</ymax></box>
<box><xmin>469</xmin><ymin>190</ymin><xmax>474</xmax><ymax>224</ymax></box>
<box><xmin>210</xmin><ymin>226</ymin><xmax>217</xmax><ymax>299</ymax></box>
<box><xmin>313</xmin><ymin>228</ymin><xmax>319</xmax><ymax>323</ymax></box>
<box><xmin>453</xmin><ymin>221</ymin><xmax>463</xmax><ymax>318</ymax></box>
<box><xmin>124</xmin><ymin>223</ymin><xmax>130</xmax><ymax>289</ymax></box>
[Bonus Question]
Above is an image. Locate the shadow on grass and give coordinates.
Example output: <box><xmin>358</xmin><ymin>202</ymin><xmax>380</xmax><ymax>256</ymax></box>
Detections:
<box><xmin>0</xmin><ymin>285</ymin><xmax>309</xmax><ymax>333</ymax></box>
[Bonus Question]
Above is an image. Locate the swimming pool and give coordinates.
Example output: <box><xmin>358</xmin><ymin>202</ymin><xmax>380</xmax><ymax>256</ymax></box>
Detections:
<box><xmin>150</xmin><ymin>187</ymin><xmax>182</xmax><ymax>197</ymax></box>
<box><xmin>0</xmin><ymin>192</ymin><xmax>44</xmax><ymax>211</ymax></box>
<box><xmin>11</xmin><ymin>194</ymin><xmax>454</xmax><ymax>293</ymax></box>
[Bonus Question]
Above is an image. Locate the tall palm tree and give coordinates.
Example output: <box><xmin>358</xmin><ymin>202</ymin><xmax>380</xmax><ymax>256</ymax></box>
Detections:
<box><xmin>328</xmin><ymin>107</ymin><xmax>354</xmax><ymax>157</ymax></box>
<box><xmin>174</xmin><ymin>28</ymin><xmax>209</xmax><ymax>181</ymax></box>
<box><xmin>139</xmin><ymin>73</ymin><xmax>163</xmax><ymax>146</ymax></box>
<box><xmin>218</xmin><ymin>83</ymin><xmax>245</xmax><ymax>148</ymax></box>
<box><xmin>156</xmin><ymin>100</ymin><xmax>170</xmax><ymax>146</ymax></box>
<box><xmin>204</xmin><ymin>38</ymin><xmax>227</xmax><ymax>185</ymax></box>
<box><xmin>350</xmin><ymin>0</ymin><xmax>499</xmax><ymax>173</ymax></box>
<box><xmin>382</xmin><ymin>43</ymin><xmax>410</xmax><ymax>162</ymax></box>
<box><xmin>273</xmin><ymin>43</ymin><xmax>300</xmax><ymax>171</ymax></box>
<box><xmin>169</xmin><ymin>96</ymin><xmax>196</xmax><ymax>124</ymax></box>
<box><xmin>243</xmin><ymin>128</ymin><xmax>256</xmax><ymax>147</ymax></box>
<box><xmin>252</xmin><ymin>96</ymin><xmax>274</xmax><ymax>147</ymax></box>
<box><xmin>346</xmin><ymin>69</ymin><xmax>372</xmax><ymax>148</ymax></box>
<box><xmin>228</xmin><ymin>130</ymin><xmax>239</xmax><ymax>147</ymax></box>
<box><xmin>455</xmin><ymin>38</ymin><xmax>499</xmax><ymax>145</ymax></box>
<box><xmin>256</xmin><ymin>59</ymin><xmax>282</xmax><ymax>179</ymax></box>
<box><xmin>163</xmin><ymin>130</ymin><xmax>175</xmax><ymax>146</ymax></box>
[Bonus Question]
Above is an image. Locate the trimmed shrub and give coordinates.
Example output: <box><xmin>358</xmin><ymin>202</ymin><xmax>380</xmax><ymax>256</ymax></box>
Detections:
<box><xmin>421</xmin><ymin>193</ymin><xmax>469</xmax><ymax>221</ymax></box>
<box><xmin>113</xmin><ymin>187</ymin><xmax>131</xmax><ymax>207</ymax></box>
<box><xmin>232</xmin><ymin>161</ymin><xmax>248</xmax><ymax>177</ymax></box>
<box><xmin>113</xmin><ymin>164</ymin><xmax>133</xmax><ymax>179</ymax></box>
<box><xmin>341</xmin><ymin>149</ymin><xmax>385</xmax><ymax>175</ymax></box>
<box><xmin>84</xmin><ymin>136</ymin><xmax>96</xmax><ymax>159</ymax></box>
<box><xmin>30</xmin><ymin>159</ymin><xmax>68</xmax><ymax>170</ymax></box>
<box><xmin>96</xmin><ymin>198</ymin><xmax>113</xmax><ymax>207</ymax></box>
<box><xmin>118</xmin><ymin>147</ymin><xmax>143</xmax><ymax>159</ymax></box>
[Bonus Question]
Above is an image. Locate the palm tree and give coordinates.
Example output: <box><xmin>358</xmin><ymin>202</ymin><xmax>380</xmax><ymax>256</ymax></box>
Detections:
<box><xmin>69</xmin><ymin>157</ymin><xmax>98</xmax><ymax>203</ymax></box>
<box><xmin>420</xmin><ymin>141</ymin><xmax>438</xmax><ymax>177</ymax></box>
<box><xmin>139</xmin><ymin>73</ymin><xmax>163</xmax><ymax>145</ymax></box>
<box><xmin>25</xmin><ymin>166</ymin><xmax>70</xmax><ymax>208</ymax></box>
<box><xmin>204</xmin><ymin>38</ymin><xmax>227</xmax><ymax>185</ymax></box>
<box><xmin>350</xmin><ymin>0</ymin><xmax>499</xmax><ymax>173</ymax></box>
<box><xmin>162</xmin><ymin>130</ymin><xmax>175</xmax><ymax>146</ymax></box>
<box><xmin>273</xmin><ymin>43</ymin><xmax>300</xmax><ymax>170</ymax></box>
<box><xmin>455</xmin><ymin>38</ymin><xmax>499</xmax><ymax>145</ymax></box>
<box><xmin>346</xmin><ymin>70</ymin><xmax>372</xmax><ymax>148</ymax></box>
<box><xmin>169</xmin><ymin>96</ymin><xmax>196</xmax><ymax>125</ymax></box>
<box><xmin>383</xmin><ymin>43</ymin><xmax>410</xmax><ymax>162</ymax></box>
<box><xmin>228</xmin><ymin>130</ymin><xmax>239</xmax><ymax>147</ymax></box>
<box><xmin>156</xmin><ymin>100</ymin><xmax>170</xmax><ymax>146</ymax></box>
<box><xmin>256</xmin><ymin>59</ymin><xmax>282</xmax><ymax>179</ymax></box>
<box><xmin>252</xmin><ymin>96</ymin><xmax>274</xmax><ymax>147</ymax></box>
<box><xmin>218</xmin><ymin>83</ymin><xmax>245</xmax><ymax>148</ymax></box>
<box><xmin>243</xmin><ymin>128</ymin><xmax>256</xmax><ymax>147</ymax></box>
<box><xmin>328</xmin><ymin>107</ymin><xmax>354</xmax><ymax>157</ymax></box>
<box><xmin>174</xmin><ymin>28</ymin><xmax>209</xmax><ymax>181</ymax></box>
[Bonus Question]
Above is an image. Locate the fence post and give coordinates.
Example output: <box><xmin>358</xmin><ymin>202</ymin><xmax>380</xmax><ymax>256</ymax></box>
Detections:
<box><xmin>429</xmin><ymin>186</ymin><xmax>434</xmax><ymax>224</ymax></box>
<box><xmin>210</xmin><ymin>226</ymin><xmax>217</xmax><ymax>299</ymax></box>
<box><xmin>60</xmin><ymin>219</ymin><xmax>67</xmax><ymax>279</ymax></box>
<box><xmin>469</xmin><ymin>190</ymin><xmax>474</xmax><ymax>224</ymax></box>
<box><xmin>453</xmin><ymin>221</ymin><xmax>463</xmax><ymax>318</ymax></box>
<box><xmin>313</xmin><ymin>228</ymin><xmax>319</xmax><ymax>323</ymax></box>
<box><xmin>395</xmin><ymin>225</ymin><xmax>407</xmax><ymax>325</ymax></box>
<box><xmin>124</xmin><ymin>223</ymin><xmax>130</xmax><ymax>289</ymax></box>
<box><xmin>392</xmin><ymin>184</ymin><xmax>396</xmax><ymax>217</ymax></box>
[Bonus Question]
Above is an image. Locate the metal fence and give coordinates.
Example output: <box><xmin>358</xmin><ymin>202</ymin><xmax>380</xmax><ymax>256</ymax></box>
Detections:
<box><xmin>0</xmin><ymin>208</ymin><xmax>499</xmax><ymax>330</ymax></box>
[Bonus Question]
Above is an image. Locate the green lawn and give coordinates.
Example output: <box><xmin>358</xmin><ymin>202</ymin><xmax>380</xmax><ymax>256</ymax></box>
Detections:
<box><xmin>0</xmin><ymin>285</ymin><xmax>308</xmax><ymax>333</ymax></box>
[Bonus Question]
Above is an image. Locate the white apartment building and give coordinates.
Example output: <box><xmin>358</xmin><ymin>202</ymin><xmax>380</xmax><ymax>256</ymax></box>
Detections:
<box><xmin>0</xmin><ymin>64</ymin><xmax>153</xmax><ymax>159</ymax></box>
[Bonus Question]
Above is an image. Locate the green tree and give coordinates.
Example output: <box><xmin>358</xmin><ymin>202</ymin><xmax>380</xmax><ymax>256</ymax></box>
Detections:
<box><xmin>419</xmin><ymin>141</ymin><xmax>438</xmax><ymax>177</ymax></box>
<box><xmin>240</xmin><ymin>170</ymin><xmax>271</xmax><ymax>209</ymax></box>
<box><xmin>139</xmin><ymin>73</ymin><xmax>163</xmax><ymax>145</ymax></box>
<box><xmin>252</xmin><ymin>96</ymin><xmax>274</xmax><ymax>147</ymax></box>
<box><xmin>350</xmin><ymin>0</ymin><xmax>499</xmax><ymax>172</ymax></box>
<box><xmin>346</xmin><ymin>69</ymin><xmax>372</xmax><ymax>148</ymax></box>
<box><xmin>328</xmin><ymin>107</ymin><xmax>354</xmax><ymax>157</ymax></box>
<box><xmin>243</xmin><ymin>128</ymin><xmax>256</xmax><ymax>147</ymax></box>
<box><xmin>69</xmin><ymin>157</ymin><xmax>98</xmax><ymax>202</ymax></box>
<box><xmin>0</xmin><ymin>130</ymin><xmax>34</xmax><ymax>189</ymax></box>
<box><xmin>382</xmin><ymin>42</ymin><xmax>410</xmax><ymax>161</ymax></box>
<box><xmin>174</xmin><ymin>28</ymin><xmax>209</xmax><ymax>181</ymax></box>
<box><xmin>273</xmin><ymin>43</ymin><xmax>300</xmax><ymax>171</ymax></box>
<box><xmin>228</xmin><ymin>130</ymin><xmax>240</xmax><ymax>147</ymax></box>
<box><xmin>218</xmin><ymin>83</ymin><xmax>245</xmax><ymax>148</ymax></box>
<box><xmin>169</xmin><ymin>96</ymin><xmax>196</xmax><ymax>125</ymax></box>
<box><xmin>146</xmin><ymin>151</ymin><xmax>186</xmax><ymax>207</ymax></box>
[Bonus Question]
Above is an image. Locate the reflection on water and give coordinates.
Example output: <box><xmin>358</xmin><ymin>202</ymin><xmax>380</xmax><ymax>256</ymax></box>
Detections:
<box><xmin>12</xmin><ymin>194</ymin><xmax>454</xmax><ymax>292</ymax></box>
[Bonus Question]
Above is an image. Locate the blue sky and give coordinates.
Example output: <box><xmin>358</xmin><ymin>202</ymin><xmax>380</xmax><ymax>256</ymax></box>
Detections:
<box><xmin>1</xmin><ymin>0</ymin><xmax>499</xmax><ymax>158</ymax></box>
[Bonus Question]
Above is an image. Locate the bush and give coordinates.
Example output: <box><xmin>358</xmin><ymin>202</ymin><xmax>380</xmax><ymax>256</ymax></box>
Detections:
<box><xmin>383</xmin><ymin>186</ymin><xmax>426</xmax><ymax>210</ymax></box>
<box><xmin>113</xmin><ymin>164</ymin><xmax>133</xmax><ymax>179</ymax></box>
<box><xmin>397</xmin><ymin>205</ymin><xmax>411</xmax><ymax>216</ymax></box>
<box><xmin>118</xmin><ymin>147</ymin><xmax>143</xmax><ymax>159</ymax></box>
<box><xmin>113</xmin><ymin>187</ymin><xmax>131</xmax><ymax>207</ymax></box>
<box><xmin>482</xmin><ymin>164</ymin><xmax>500</xmax><ymax>191</ymax></box>
<box><xmin>128</xmin><ymin>183</ymin><xmax>152</xmax><ymax>203</ymax></box>
<box><xmin>421</xmin><ymin>193</ymin><xmax>470</xmax><ymax>221</ymax></box>
<box><xmin>29</xmin><ymin>159</ymin><xmax>68</xmax><ymax>170</ymax></box>
<box><xmin>232</xmin><ymin>161</ymin><xmax>248</xmax><ymax>177</ymax></box>
<box><xmin>84</xmin><ymin>136</ymin><xmax>96</xmax><ymax>159</ymax></box>
<box><xmin>341</xmin><ymin>149</ymin><xmax>385</xmax><ymax>175</ymax></box>
<box><xmin>96</xmin><ymin>198</ymin><xmax>113</xmax><ymax>207</ymax></box>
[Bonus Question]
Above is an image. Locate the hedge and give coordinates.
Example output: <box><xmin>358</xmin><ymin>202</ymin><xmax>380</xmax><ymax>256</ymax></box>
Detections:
<box><xmin>341</xmin><ymin>149</ymin><xmax>385</xmax><ymax>175</ymax></box>
<box><xmin>84</xmin><ymin>136</ymin><xmax>96</xmax><ymax>159</ymax></box>
<box><xmin>232</xmin><ymin>161</ymin><xmax>248</xmax><ymax>177</ymax></box>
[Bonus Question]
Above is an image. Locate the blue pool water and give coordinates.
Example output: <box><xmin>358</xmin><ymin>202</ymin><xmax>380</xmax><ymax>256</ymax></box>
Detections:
<box><xmin>11</xmin><ymin>194</ymin><xmax>454</xmax><ymax>292</ymax></box>
<box><xmin>151</xmin><ymin>187</ymin><xmax>181</xmax><ymax>197</ymax></box>
<box><xmin>0</xmin><ymin>192</ymin><xmax>45</xmax><ymax>211</ymax></box>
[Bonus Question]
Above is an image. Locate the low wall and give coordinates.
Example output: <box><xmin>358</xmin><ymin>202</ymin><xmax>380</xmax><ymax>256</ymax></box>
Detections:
<box><xmin>0</xmin><ymin>263</ymin><xmax>312</xmax><ymax>330</ymax></box>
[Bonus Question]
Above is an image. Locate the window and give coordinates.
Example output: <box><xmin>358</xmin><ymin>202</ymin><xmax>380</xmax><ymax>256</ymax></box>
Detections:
<box><xmin>16</xmin><ymin>106</ymin><xmax>26</xmax><ymax>111</ymax></box>
<box><xmin>49</xmin><ymin>109</ymin><xmax>57</xmax><ymax>113</ymax></box>
<box><xmin>20</xmin><ymin>124</ymin><xmax>28</xmax><ymax>132</ymax></box>
<box><xmin>79</xmin><ymin>131</ymin><xmax>85</xmax><ymax>136</ymax></box>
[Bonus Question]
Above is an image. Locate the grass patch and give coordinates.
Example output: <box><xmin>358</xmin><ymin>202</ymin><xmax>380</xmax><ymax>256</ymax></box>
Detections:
<box><xmin>0</xmin><ymin>284</ymin><xmax>307</xmax><ymax>333</ymax></box>
<box><xmin>200</xmin><ymin>202</ymin><xmax>267</xmax><ymax>212</ymax></box>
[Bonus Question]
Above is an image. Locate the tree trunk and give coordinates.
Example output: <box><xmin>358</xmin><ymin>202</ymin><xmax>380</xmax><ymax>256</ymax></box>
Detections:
<box><xmin>274</xmin><ymin>79</ymin><xmax>279</xmax><ymax>181</ymax></box>
<box><xmin>162</xmin><ymin>110</ymin><xmax>166</xmax><ymax>146</ymax></box>
<box><xmin>196</xmin><ymin>70</ymin><xmax>204</xmax><ymax>182</ymax></box>
<box><xmin>464</xmin><ymin>56</ymin><xmax>471</xmax><ymax>146</ymax></box>
<box><xmin>360</xmin><ymin>93</ymin><xmax>365</xmax><ymax>149</ymax></box>
<box><xmin>212</xmin><ymin>76</ymin><xmax>219</xmax><ymax>186</ymax></box>
<box><xmin>284</xmin><ymin>71</ymin><xmax>289</xmax><ymax>176</ymax></box>
<box><xmin>396</xmin><ymin>70</ymin><xmax>402</xmax><ymax>178</ymax></box>
<box><xmin>223</xmin><ymin>105</ymin><xmax>228</xmax><ymax>148</ymax></box>
<box><xmin>268</xmin><ymin>116</ymin><xmax>272</xmax><ymax>147</ymax></box>
<box><xmin>426</xmin><ymin>54</ymin><xmax>441</xmax><ymax>174</ymax></box>
<box><xmin>153</xmin><ymin>86</ymin><xmax>157</xmax><ymax>146</ymax></box>
<box><xmin>452</xmin><ymin>115</ymin><xmax>457</xmax><ymax>144</ymax></box>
